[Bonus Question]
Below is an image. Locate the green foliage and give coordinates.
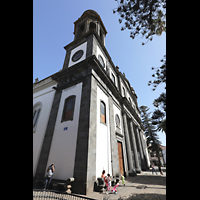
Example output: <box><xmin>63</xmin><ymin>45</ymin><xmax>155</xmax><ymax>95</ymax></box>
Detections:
<box><xmin>113</xmin><ymin>1</ymin><xmax>166</xmax><ymax>133</ymax></box>
<box><xmin>148</xmin><ymin>55</ymin><xmax>166</xmax><ymax>91</ymax></box>
<box><xmin>113</xmin><ymin>0</ymin><xmax>166</xmax><ymax>44</ymax></box>
<box><xmin>139</xmin><ymin>105</ymin><xmax>161</xmax><ymax>152</ymax></box>
<box><xmin>148</xmin><ymin>55</ymin><xmax>166</xmax><ymax>133</ymax></box>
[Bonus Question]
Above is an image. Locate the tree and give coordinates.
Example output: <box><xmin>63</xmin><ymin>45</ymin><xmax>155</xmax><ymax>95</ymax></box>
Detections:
<box><xmin>139</xmin><ymin>105</ymin><xmax>162</xmax><ymax>163</ymax></box>
<box><xmin>148</xmin><ymin>55</ymin><xmax>166</xmax><ymax>133</ymax></box>
<box><xmin>148</xmin><ymin>54</ymin><xmax>166</xmax><ymax>91</ymax></box>
<box><xmin>113</xmin><ymin>0</ymin><xmax>166</xmax><ymax>45</ymax></box>
<box><xmin>113</xmin><ymin>0</ymin><xmax>166</xmax><ymax>133</ymax></box>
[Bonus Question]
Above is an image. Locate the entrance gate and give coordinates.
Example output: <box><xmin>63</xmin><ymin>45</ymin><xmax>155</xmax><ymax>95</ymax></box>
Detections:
<box><xmin>117</xmin><ymin>141</ymin><xmax>124</xmax><ymax>175</ymax></box>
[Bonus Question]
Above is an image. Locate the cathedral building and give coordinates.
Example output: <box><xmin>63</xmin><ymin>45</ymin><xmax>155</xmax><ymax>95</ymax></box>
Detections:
<box><xmin>33</xmin><ymin>10</ymin><xmax>150</xmax><ymax>195</ymax></box>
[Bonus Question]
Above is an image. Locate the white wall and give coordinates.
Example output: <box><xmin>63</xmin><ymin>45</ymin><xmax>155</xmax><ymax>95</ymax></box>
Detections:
<box><xmin>33</xmin><ymin>83</ymin><xmax>57</xmax><ymax>176</ymax></box>
<box><xmin>46</xmin><ymin>83</ymin><xmax>82</xmax><ymax>180</ymax></box>
<box><xmin>96</xmin><ymin>86</ymin><xmax>112</xmax><ymax>178</ymax></box>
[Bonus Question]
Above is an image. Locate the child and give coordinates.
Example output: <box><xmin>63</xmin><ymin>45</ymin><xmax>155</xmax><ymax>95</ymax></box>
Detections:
<box><xmin>105</xmin><ymin>174</ymin><xmax>111</xmax><ymax>194</ymax></box>
<box><xmin>121</xmin><ymin>174</ymin><xmax>125</xmax><ymax>186</ymax></box>
<box><xmin>112</xmin><ymin>179</ymin><xmax>119</xmax><ymax>194</ymax></box>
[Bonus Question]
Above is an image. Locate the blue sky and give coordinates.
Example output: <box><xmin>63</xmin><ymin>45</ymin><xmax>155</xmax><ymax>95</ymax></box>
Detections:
<box><xmin>33</xmin><ymin>0</ymin><xmax>166</xmax><ymax>145</ymax></box>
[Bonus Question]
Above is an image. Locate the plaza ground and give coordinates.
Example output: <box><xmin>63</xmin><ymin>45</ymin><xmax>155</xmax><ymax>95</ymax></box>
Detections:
<box><xmin>33</xmin><ymin>166</ymin><xmax>166</xmax><ymax>200</ymax></box>
<box><xmin>85</xmin><ymin>166</ymin><xmax>166</xmax><ymax>200</ymax></box>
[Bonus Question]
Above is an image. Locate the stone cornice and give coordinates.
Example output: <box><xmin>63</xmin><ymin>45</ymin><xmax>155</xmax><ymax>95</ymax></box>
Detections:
<box><xmin>33</xmin><ymin>76</ymin><xmax>57</xmax><ymax>94</ymax></box>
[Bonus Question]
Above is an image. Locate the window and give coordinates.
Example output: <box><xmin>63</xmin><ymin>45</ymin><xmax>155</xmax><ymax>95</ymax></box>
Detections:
<box><xmin>77</xmin><ymin>23</ymin><xmax>85</xmax><ymax>38</ymax></box>
<box><xmin>61</xmin><ymin>96</ymin><xmax>76</xmax><ymax>122</ymax></box>
<box><xmin>98</xmin><ymin>55</ymin><xmax>105</xmax><ymax>68</ymax></box>
<box><xmin>111</xmin><ymin>73</ymin><xmax>115</xmax><ymax>85</ymax></box>
<box><xmin>129</xmin><ymin>97</ymin><xmax>132</xmax><ymax>106</ymax></box>
<box><xmin>100</xmin><ymin>101</ymin><xmax>106</xmax><ymax>124</ymax></box>
<box><xmin>89</xmin><ymin>22</ymin><xmax>96</xmax><ymax>31</ymax></box>
<box><xmin>100</xmin><ymin>28</ymin><xmax>104</xmax><ymax>43</ymax></box>
<box><xmin>122</xmin><ymin>87</ymin><xmax>126</xmax><ymax>97</ymax></box>
<box><xmin>33</xmin><ymin>102</ymin><xmax>42</xmax><ymax>133</ymax></box>
<box><xmin>72</xmin><ymin>50</ymin><xmax>84</xmax><ymax>62</ymax></box>
<box><xmin>115</xmin><ymin>114</ymin><xmax>120</xmax><ymax>128</ymax></box>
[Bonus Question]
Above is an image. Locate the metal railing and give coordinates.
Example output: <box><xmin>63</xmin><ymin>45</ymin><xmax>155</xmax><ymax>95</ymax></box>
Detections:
<box><xmin>33</xmin><ymin>190</ymin><xmax>96</xmax><ymax>200</ymax></box>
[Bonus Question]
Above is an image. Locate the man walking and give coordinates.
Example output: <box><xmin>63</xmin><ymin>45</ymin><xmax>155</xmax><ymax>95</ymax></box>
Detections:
<box><xmin>44</xmin><ymin>163</ymin><xmax>55</xmax><ymax>190</ymax></box>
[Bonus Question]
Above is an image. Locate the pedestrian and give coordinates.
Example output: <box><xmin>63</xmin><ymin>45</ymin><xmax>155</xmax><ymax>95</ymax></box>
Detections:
<box><xmin>101</xmin><ymin>170</ymin><xmax>106</xmax><ymax>179</ymax></box>
<box><xmin>44</xmin><ymin>163</ymin><xmax>55</xmax><ymax>190</ymax></box>
<box><xmin>158</xmin><ymin>163</ymin><xmax>163</xmax><ymax>175</ymax></box>
<box><xmin>151</xmin><ymin>162</ymin><xmax>157</xmax><ymax>175</ymax></box>
<box><xmin>112</xmin><ymin>179</ymin><xmax>119</xmax><ymax>194</ymax></box>
<box><xmin>121</xmin><ymin>173</ymin><xmax>125</xmax><ymax>186</ymax></box>
<box><xmin>106</xmin><ymin>174</ymin><xmax>111</xmax><ymax>194</ymax></box>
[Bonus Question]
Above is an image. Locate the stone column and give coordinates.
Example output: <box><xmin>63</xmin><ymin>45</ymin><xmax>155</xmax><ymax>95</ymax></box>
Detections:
<box><xmin>108</xmin><ymin>96</ymin><xmax>120</xmax><ymax>177</ymax></box>
<box><xmin>129</xmin><ymin>121</ymin><xmax>141</xmax><ymax>173</ymax></box>
<box><xmin>135</xmin><ymin>126</ymin><xmax>146</xmax><ymax>170</ymax></box>
<box><xmin>139</xmin><ymin>130</ymin><xmax>149</xmax><ymax>169</ymax></box>
<box><xmin>141</xmin><ymin>130</ymin><xmax>150</xmax><ymax>168</ymax></box>
<box><xmin>73</xmin><ymin>75</ymin><xmax>95</xmax><ymax>195</ymax></box>
<box><xmin>122</xmin><ymin>112</ymin><xmax>134</xmax><ymax>174</ymax></box>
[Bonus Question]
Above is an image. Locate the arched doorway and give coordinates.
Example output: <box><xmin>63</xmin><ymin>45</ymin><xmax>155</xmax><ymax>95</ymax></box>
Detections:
<box><xmin>117</xmin><ymin>141</ymin><xmax>125</xmax><ymax>176</ymax></box>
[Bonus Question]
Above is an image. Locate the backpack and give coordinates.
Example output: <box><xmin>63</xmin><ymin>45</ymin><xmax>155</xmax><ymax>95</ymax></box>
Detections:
<box><xmin>47</xmin><ymin>168</ymin><xmax>53</xmax><ymax>178</ymax></box>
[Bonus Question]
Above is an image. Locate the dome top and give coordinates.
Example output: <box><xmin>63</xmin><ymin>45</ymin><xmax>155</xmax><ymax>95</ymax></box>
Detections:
<box><xmin>81</xmin><ymin>9</ymin><xmax>100</xmax><ymax>18</ymax></box>
<box><xmin>73</xmin><ymin>9</ymin><xmax>107</xmax><ymax>43</ymax></box>
<box><xmin>79</xmin><ymin>9</ymin><xmax>107</xmax><ymax>34</ymax></box>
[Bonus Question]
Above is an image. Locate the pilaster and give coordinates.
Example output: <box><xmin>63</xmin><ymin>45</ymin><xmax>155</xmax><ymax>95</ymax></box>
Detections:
<box><xmin>73</xmin><ymin>75</ymin><xmax>92</xmax><ymax>195</ymax></box>
<box><xmin>122</xmin><ymin>112</ymin><xmax>135</xmax><ymax>175</ymax></box>
<box><xmin>135</xmin><ymin>126</ymin><xmax>146</xmax><ymax>170</ymax></box>
<box><xmin>108</xmin><ymin>96</ymin><xmax>120</xmax><ymax>177</ymax></box>
<box><xmin>129</xmin><ymin>120</ymin><xmax>141</xmax><ymax>173</ymax></box>
<box><xmin>139</xmin><ymin>129</ymin><xmax>148</xmax><ymax>170</ymax></box>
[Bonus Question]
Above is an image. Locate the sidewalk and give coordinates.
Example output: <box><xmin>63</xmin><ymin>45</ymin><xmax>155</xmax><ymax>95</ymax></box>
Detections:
<box><xmin>85</xmin><ymin>167</ymin><xmax>166</xmax><ymax>200</ymax></box>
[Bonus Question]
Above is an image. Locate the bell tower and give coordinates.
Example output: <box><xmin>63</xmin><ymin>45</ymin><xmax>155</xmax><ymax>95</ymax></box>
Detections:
<box><xmin>73</xmin><ymin>10</ymin><xmax>107</xmax><ymax>45</ymax></box>
<box><xmin>62</xmin><ymin>10</ymin><xmax>108</xmax><ymax>70</ymax></box>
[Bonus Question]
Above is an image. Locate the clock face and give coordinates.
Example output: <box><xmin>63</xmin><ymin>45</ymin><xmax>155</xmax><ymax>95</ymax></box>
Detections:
<box><xmin>72</xmin><ymin>50</ymin><xmax>84</xmax><ymax>62</ymax></box>
<box><xmin>98</xmin><ymin>54</ymin><xmax>105</xmax><ymax>68</ymax></box>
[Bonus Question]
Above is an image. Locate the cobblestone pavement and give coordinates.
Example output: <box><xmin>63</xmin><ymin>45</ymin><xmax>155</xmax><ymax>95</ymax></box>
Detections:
<box><xmin>33</xmin><ymin>167</ymin><xmax>166</xmax><ymax>200</ymax></box>
<box><xmin>85</xmin><ymin>167</ymin><xmax>166</xmax><ymax>200</ymax></box>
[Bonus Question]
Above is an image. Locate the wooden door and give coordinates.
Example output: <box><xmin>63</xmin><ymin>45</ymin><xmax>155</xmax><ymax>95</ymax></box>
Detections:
<box><xmin>118</xmin><ymin>141</ymin><xmax>124</xmax><ymax>175</ymax></box>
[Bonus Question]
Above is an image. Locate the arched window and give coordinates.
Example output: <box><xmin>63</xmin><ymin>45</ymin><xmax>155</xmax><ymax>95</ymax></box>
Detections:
<box><xmin>33</xmin><ymin>102</ymin><xmax>42</xmax><ymax>133</ymax></box>
<box><xmin>100</xmin><ymin>101</ymin><xmax>106</xmax><ymax>124</ymax></box>
<box><xmin>61</xmin><ymin>95</ymin><xmax>76</xmax><ymax>122</ymax></box>
<box><xmin>122</xmin><ymin>87</ymin><xmax>126</xmax><ymax>97</ymax></box>
<box><xmin>100</xmin><ymin>28</ymin><xmax>104</xmax><ymax>43</ymax></box>
<box><xmin>115</xmin><ymin>114</ymin><xmax>120</xmax><ymax>128</ymax></box>
<box><xmin>89</xmin><ymin>22</ymin><xmax>96</xmax><ymax>32</ymax></box>
<box><xmin>77</xmin><ymin>23</ymin><xmax>85</xmax><ymax>38</ymax></box>
<box><xmin>98</xmin><ymin>55</ymin><xmax>105</xmax><ymax>68</ymax></box>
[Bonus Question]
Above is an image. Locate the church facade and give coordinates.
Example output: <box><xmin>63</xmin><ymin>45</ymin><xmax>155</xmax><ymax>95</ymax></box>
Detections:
<box><xmin>33</xmin><ymin>10</ymin><xmax>150</xmax><ymax>195</ymax></box>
